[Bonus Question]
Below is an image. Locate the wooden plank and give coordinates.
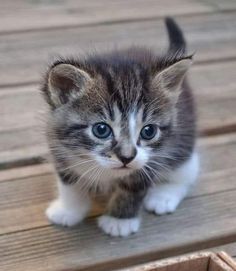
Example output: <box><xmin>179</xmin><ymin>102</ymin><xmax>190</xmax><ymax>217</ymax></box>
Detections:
<box><xmin>0</xmin><ymin>133</ymin><xmax>236</xmax><ymax>234</ymax></box>
<box><xmin>1</xmin><ymin>59</ymin><xmax>236</xmax><ymax>168</ymax></box>
<box><xmin>1</xmin><ymin>188</ymin><xmax>236</xmax><ymax>271</ymax></box>
<box><xmin>209</xmin><ymin>257</ymin><xmax>234</xmax><ymax>271</ymax></box>
<box><xmin>0</xmin><ymin>163</ymin><xmax>53</xmax><ymax>182</ymax></box>
<box><xmin>120</xmin><ymin>253</ymin><xmax>211</xmax><ymax>271</ymax></box>
<box><xmin>120</xmin><ymin>252</ymin><xmax>236</xmax><ymax>271</ymax></box>
<box><xmin>0</xmin><ymin>168</ymin><xmax>235</xmax><ymax>235</ymax></box>
<box><xmin>118</xmin><ymin>249</ymin><xmax>236</xmax><ymax>270</ymax></box>
<box><xmin>0</xmin><ymin>12</ymin><xmax>236</xmax><ymax>87</ymax></box>
<box><xmin>0</xmin><ymin>0</ymin><xmax>216</xmax><ymax>34</ymax></box>
<box><xmin>0</xmin><ymin>145</ymin><xmax>48</xmax><ymax>170</ymax></box>
<box><xmin>211</xmin><ymin>244</ymin><xmax>236</xmax><ymax>259</ymax></box>
<box><xmin>218</xmin><ymin>252</ymin><xmax>236</xmax><ymax>271</ymax></box>
<box><xmin>205</xmin><ymin>0</ymin><xmax>236</xmax><ymax>11</ymax></box>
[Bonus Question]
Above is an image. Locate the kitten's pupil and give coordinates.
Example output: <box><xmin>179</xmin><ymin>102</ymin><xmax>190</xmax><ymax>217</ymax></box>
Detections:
<box><xmin>92</xmin><ymin>123</ymin><xmax>112</xmax><ymax>139</ymax></box>
<box><xmin>140</xmin><ymin>124</ymin><xmax>157</xmax><ymax>140</ymax></box>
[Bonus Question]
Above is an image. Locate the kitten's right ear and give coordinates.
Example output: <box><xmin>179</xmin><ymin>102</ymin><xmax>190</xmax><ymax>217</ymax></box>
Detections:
<box><xmin>46</xmin><ymin>63</ymin><xmax>92</xmax><ymax>108</ymax></box>
<box><xmin>152</xmin><ymin>58</ymin><xmax>192</xmax><ymax>103</ymax></box>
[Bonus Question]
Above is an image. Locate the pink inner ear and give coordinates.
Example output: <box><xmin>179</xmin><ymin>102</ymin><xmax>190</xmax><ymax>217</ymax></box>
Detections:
<box><xmin>49</xmin><ymin>64</ymin><xmax>92</xmax><ymax>94</ymax></box>
<box><xmin>154</xmin><ymin>59</ymin><xmax>192</xmax><ymax>94</ymax></box>
<box><xmin>48</xmin><ymin>64</ymin><xmax>92</xmax><ymax>107</ymax></box>
<box><xmin>51</xmin><ymin>73</ymin><xmax>76</xmax><ymax>92</ymax></box>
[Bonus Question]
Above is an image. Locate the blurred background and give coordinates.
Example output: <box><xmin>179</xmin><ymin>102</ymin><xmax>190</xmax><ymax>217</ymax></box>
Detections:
<box><xmin>1</xmin><ymin>1</ymin><xmax>236</xmax><ymax>271</ymax></box>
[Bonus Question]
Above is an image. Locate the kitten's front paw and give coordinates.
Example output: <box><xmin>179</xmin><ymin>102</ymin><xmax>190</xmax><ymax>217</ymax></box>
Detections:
<box><xmin>144</xmin><ymin>189</ymin><xmax>181</xmax><ymax>215</ymax></box>
<box><xmin>98</xmin><ymin>215</ymin><xmax>140</xmax><ymax>237</ymax></box>
<box><xmin>46</xmin><ymin>199</ymin><xmax>85</xmax><ymax>227</ymax></box>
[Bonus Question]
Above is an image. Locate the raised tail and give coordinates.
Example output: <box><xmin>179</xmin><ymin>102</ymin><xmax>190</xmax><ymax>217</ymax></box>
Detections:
<box><xmin>165</xmin><ymin>17</ymin><xmax>186</xmax><ymax>55</ymax></box>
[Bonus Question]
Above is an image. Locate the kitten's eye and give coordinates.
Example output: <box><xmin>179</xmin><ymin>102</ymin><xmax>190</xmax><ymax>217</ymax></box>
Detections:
<box><xmin>92</xmin><ymin>123</ymin><xmax>112</xmax><ymax>139</ymax></box>
<box><xmin>140</xmin><ymin>124</ymin><xmax>158</xmax><ymax>140</ymax></box>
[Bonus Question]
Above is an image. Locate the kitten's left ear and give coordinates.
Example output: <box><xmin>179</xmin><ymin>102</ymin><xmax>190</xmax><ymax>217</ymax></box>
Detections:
<box><xmin>152</xmin><ymin>58</ymin><xmax>192</xmax><ymax>101</ymax></box>
<box><xmin>46</xmin><ymin>63</ymin><xmax>92</xmax><ymax>107</ymax></box>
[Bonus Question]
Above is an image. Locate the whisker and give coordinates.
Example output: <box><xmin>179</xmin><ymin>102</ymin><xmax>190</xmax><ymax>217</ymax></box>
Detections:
<box><xmin>148</xmin><ymin>159</ymin><xmax>171</xmax><ymax>173</ymax></box>
<box><xmin>78</xmin><ymin>165</ymin><xmax>100</xmax><ymax>192</ymax></box>
<box><xmin>61</xmin><ymin>159</ymin><xmax>95</xmax><ymax>172</ymax></box>
<box><xmin>144</xmin><ymin>164</ymin><xmax>167</xmax><ymax>184</ymax></box>
<box><xmin>141</xmin><ymin>167</ymin><xmax>155</xmax><ymax>186</ymax></box>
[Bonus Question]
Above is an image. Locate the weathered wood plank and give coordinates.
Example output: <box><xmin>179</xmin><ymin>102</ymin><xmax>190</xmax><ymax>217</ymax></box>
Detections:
<box><xmin>119</xmin><ymin>253</ymin><xmax>234</xmax><ymax>271</ymax></box>
<box><xmin>0</xmin><ymin>167</ymin><xmax>235</xmax><ymax>235</ymax></box>
<box><xmin>205</xmin><ymin>0</ymin><xmax>236</xmax><ymax>11</ymax></box>
<box><xmin>1</xmin><ymin>133</ymin><xmax>236</xmax><ymax>235</ymax></box>
<box><xmin>1</xmin><ymin>60</ymin><xmax>236</xmax><ymax>168</ymax></box>
<box><xmin>0</xmin><ymin>163</ymin><xmax>53</xmax><ymax>182</ymax></box>
<box><xmin>0</xmin><ymin>0</ymin><xmax>216</xmax><ymax>34</ymax></box>
<box><xmin>0</xmin><ymin>145</ymin><xmax>48</xmax><ymax>170</ymax></box>
<box><xmin>1</xmin><ymin>189</ymin><xmax>236</xmax><ymax>271</ymax></box>
<box><xmin>0</xmin><ymin>12</ymin><xmax>236</xmax><ymax>87</ymax></box>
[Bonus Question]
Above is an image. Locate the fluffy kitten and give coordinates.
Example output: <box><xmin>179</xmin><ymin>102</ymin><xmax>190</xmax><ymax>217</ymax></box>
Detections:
<box><xmin>42</xmin><ymin>18</ymin><xmax>199</xmax><ymax>237</ymax></box>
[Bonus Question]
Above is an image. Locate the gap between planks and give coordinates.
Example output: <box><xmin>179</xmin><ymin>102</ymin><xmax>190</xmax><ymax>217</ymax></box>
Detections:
<box><xmin>1</xmin><ymin>12</ymin><xmax>236</xmax><ymax>87</ymax></box>
<box><xmin>1</xmin><ymin>0</ymin><xmax>236</xmax><ymax>35</ymax></box>
<box><xmin>1</xmin><ymin>190</ymin><xmax>236</xmax><ymax>271</ymax></box>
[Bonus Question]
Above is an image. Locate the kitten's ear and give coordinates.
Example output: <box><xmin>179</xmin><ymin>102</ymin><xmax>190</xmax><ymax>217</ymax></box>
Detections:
<box><xmin>47</xmin><ymin>63</ymin><xmax>92</xmax><ymax>107</ymax></box>
<box><xmin>152</xmin><ymin>58</ymin><xmax>192</xmax><ymax>101</ymax></box>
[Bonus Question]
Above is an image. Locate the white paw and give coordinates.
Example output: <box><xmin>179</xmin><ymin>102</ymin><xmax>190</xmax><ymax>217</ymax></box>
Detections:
<box><xmin>46</xmin><ymin>199</ymin><xmax>85</xmax><ymax>227</ymax></box>
<box><xmin>98</xmin><ymin>215</ymin><xmax>140</xmax><ymax>237</ymax></box>
<box><xmin>144</xmin><ymin>189</ymin><xmax>181</xmax><ymax>215</ymax></box>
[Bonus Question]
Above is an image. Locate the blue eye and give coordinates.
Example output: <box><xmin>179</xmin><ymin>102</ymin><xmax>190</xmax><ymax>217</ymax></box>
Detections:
<box><xmin>92</xmin><ymin>123</ymin><xmax>112</xmax><ymax>139</ymax></box>
<box><xmin>140</xmin><ymin>124</ymin><xmax>158</xmax><ymax>140</ymax></box>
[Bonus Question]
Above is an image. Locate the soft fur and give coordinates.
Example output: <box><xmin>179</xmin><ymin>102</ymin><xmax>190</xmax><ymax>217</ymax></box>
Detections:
<box><xmin>42</xmin><ymin>18</ymin><xmax>199</xmax><ymax>237</ymax></box>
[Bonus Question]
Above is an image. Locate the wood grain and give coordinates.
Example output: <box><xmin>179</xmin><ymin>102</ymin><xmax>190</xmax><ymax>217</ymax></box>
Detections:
<box><xmin>209</xmin><ymin>256</ymin><xmax>234</xmax><ymax>271</ymax></box>
<box><xmin>120</xmin><ymin>253</ymin><xmax>210</xmax><ymax>271</ymax></box>
<box><xmin>218</xmin><ymin>252</ymin><xmax>236</xmax><ymax>271</ymax></box>
<box><xmin>0</xmin><ymin>12</ymin><xmax>236</xmax><ymax>87</ymax></box>
<box><xmin>0</xmin><ymin>0</ymin><xmax>216</xmax><ymax>34</ymax></box>
<box><xmin>120</xmin><ymin>252</ymin><xmax>236</xmax><ymax>271</ymax></box>
<box><xmin>1</xmin><ymin>189</ymin><xmax>236</xmax><ymax>271</ymax></box>
<box><xmin>0</xmin><ymin>163</ymin><xmax>53</xmax><ymax>182</ymax></box>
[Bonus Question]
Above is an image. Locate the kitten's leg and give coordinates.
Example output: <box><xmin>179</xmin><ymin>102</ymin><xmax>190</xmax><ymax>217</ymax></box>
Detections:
<box><xmin>46</xmin><ymin>175</ymin><xmax>91</xmax><ymax>227</ymax></box>
<box><xmin>98</xmin><ymin>185</ymin><xmax>145</xmax><ymax>237</ymax></box>
<box><xmin>144</xmin><ymin>151</ymin><xmax>199</xmax><ymax>215</ymax></box>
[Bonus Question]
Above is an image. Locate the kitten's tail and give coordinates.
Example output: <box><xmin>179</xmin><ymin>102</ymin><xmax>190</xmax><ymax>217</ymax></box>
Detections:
<box><xmin>165</xmin><ymin>17</ymin><xmax>186</xmax><ymax>54</ymax></box>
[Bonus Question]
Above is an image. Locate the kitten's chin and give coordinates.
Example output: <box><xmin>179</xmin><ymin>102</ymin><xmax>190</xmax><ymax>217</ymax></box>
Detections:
<box><xmin>108</xmin><ymin>164</ymin><xmax>143</xmax><ymax>178</ymax></box>
<box><xmin>109</xmin><ymin>168</ymin><xmax>133</xmax><ymax>178</ymax></box>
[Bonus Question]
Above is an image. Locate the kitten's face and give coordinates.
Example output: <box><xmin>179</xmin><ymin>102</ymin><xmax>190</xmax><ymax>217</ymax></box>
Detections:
<box><xmin>54</xmin><ymin>102</ymin><xmax>166</xmax><ymax>176</ymax></box>
<box><xmin>46</xmin><ymin>55</ymin><xmax>191</xmax><ymax>182</ymax></box>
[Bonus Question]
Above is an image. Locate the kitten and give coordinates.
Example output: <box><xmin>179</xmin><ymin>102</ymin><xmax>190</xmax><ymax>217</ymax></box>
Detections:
<box><xmin>42</xmin><ymin>17</ymin><xmax>199</xmax><ymax>237</ymax></box>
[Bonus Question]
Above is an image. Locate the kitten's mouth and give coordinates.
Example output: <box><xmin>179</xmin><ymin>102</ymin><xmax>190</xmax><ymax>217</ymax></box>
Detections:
<box><xmin>116</xmin><ymin>165</ymin><xmax>130</xmax><ymax>170</ymax></box>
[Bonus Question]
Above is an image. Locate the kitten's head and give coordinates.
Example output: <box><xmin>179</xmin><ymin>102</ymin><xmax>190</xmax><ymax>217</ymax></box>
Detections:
<box><xmin>42</xmin><ymin>50</ymin><xmax>192</xmax><ymax>182</ymax></box>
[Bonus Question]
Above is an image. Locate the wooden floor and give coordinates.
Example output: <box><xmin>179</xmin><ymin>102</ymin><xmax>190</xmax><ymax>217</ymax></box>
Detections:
<box><xmin>1</xmin><ymin>1</ymin><xmax>236</xmax><ymax>270</ymax></box>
